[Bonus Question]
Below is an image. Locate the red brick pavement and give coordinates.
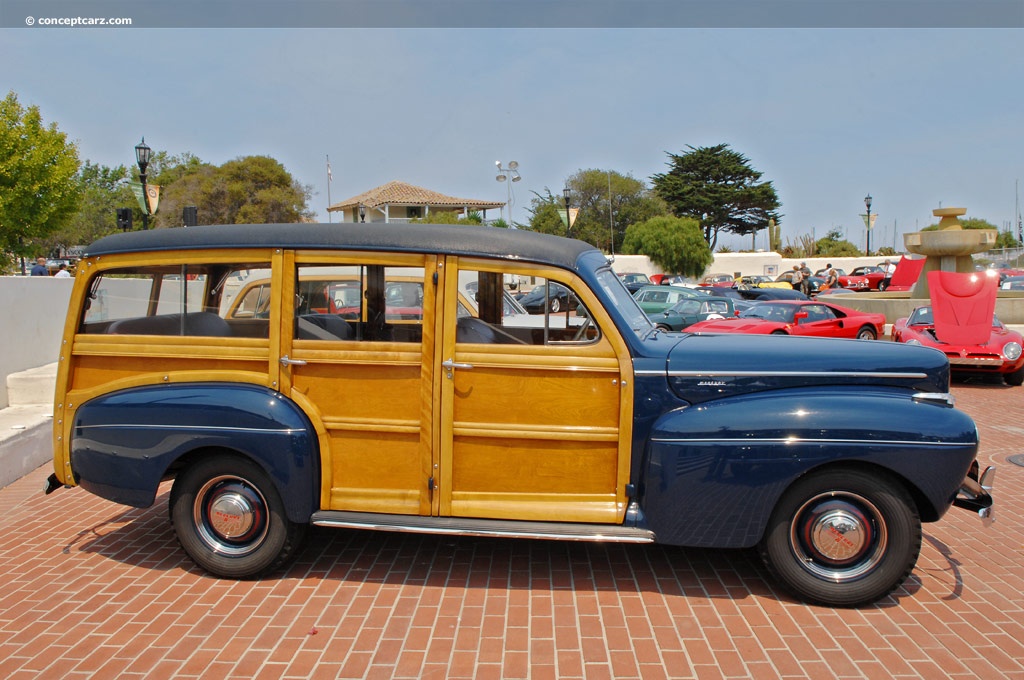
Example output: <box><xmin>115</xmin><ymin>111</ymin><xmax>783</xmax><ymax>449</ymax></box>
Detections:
<box><xmin>1</xmin><ymin>382</ymin><xmax>1022</xmax><ymax>679</ymax></box>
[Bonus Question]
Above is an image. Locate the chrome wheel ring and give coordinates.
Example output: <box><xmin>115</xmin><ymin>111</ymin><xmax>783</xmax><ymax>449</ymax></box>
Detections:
<box><xmin>194</xmin><ymin>475</ymin><xmax>269</xmax><ymax>557</ymax></box>
<box><xmin>789</xmin><ymin>492</ymin><xmax>887</xmax><ymax>582</ymax></box>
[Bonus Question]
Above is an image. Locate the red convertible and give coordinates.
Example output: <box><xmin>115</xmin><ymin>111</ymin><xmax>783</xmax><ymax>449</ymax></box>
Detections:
<box><xmin>686</xmin><ymin>300</ymin><xmax>885</xmax><ymax>339</ymax></box>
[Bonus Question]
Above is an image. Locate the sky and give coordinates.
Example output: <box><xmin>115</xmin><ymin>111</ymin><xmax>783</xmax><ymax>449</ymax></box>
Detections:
<box><xmin>2</xmin><ymin>1</ymin><xmax>1023</xmax><ymax>251</ymax></box>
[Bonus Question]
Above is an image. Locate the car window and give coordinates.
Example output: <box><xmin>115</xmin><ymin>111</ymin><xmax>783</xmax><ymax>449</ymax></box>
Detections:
<box><xmin>293</xmin><ymin>264</ymin><xmax>425</xmax><ymax>342</ymax></box>
<box><xmin>801</xmin><ymin>305</ymin><xmax>835</xmax><ymax>323</ymax></box>
<box><xmin>458</xmin><ymin>269</ymin><xmax>599</xmax><ymax>345</ymax></box>
<box><xmin>80</xmin><ymin>263</ymin><xmax>269</xmax><ymax>336</ymax></box>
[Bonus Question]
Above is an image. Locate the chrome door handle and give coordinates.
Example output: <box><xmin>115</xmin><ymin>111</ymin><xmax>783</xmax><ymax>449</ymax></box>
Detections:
<box><xmin>279</xmin><ymin>355</ymin><xmax>307</xmax><ymax>366</ymax></box>
<box><xmin>442</xmin><ymin>358</ymin><xmax>473</xmax><ymax>379</ymax></box>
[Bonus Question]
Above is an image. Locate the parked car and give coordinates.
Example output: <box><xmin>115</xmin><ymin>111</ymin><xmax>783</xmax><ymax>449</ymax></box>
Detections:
<box><xmin>1000</xmin><ymin>275</ymin><xmax>1024</xmax><ymax>291</ymax></box>
<box><xmin>616</xmin><ymin>272</ymin><xmax>651</xmax><ymax>294</ymax></box>
<box><xmin>847</xmin><ymin>265</ymin><xmax>887</xmax><ymax>290</ymax></box>
<box><xmin>632</xmin><ymin>284</ymin><xmax>700</xmax><ymax>314</ymax></box>
<box><xmin>47</xmin><ymin>222</ymin><xmax>992</xmax><ymax>607</ymax></box>
<box><xmin>735</xmin><ymin>275</ymin><xmax>791</xmax><ymax>289</ymax></box>
<box><xmin>687</xmin><ymin>300</ymin><xmax>885</xmax><ymax>340</ymax></box>
<box><xmin>815</xmin><ymin>267</ymin><xmax>872</xmax><ymax>291</ymax></box>
<box><xmin>699</xmin><ymin>272</ymin><xmax>737</xmax><ymax>287</ymax></box>
<box><xmin>518</xmin><ymin>281</ymin><xmax>579</xmax><ymax>314</ymax></box>
<box><xmin>649</xmin><ymin>296</ymin><xmax>739</xmax><ymax>331</ymax></box>
<box><xmin>773</xmin><ymin>270</ymin><xmax>826</xmax><ymax>294</ymax></box>
<box><xmin>892</xmin><ymin>306</ymin><xmax>1024</xmax><ymax>386</ymax></box>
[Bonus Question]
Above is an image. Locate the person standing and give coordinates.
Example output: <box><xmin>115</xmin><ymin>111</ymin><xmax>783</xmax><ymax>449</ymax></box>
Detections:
<box><xmin>54</xmin><ymin>263</ymin><xmax>71</xmax><ymax>278</ymax></box>
<box><xmin>798</xmin><ymin>261</ymin><xmax>811</xmax><ymax>296</ymax></box>
<box><xmin>30</xmin><ymin>257</ymin><xmax>49</xmax><ymax>276</ymax></box>
<box><xmin>790</xmin><ymin>264</ymin><xmax>804</xmax><ymax>293</ymax></box>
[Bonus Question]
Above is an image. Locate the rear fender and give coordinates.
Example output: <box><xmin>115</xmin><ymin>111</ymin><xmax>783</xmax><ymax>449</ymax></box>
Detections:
<box><xmin>640</xmin><ymin>388</ymin><xmax>978</xmax><ymax>548</ymax></box>
<box><xmin>69</xmin><ymin>383</ymin><xmax>319</xmax><ymax>522</ymax></box>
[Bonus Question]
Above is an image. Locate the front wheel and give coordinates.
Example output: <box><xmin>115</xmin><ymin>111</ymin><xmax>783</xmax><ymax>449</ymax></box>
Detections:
<box><xmin>170</xmin><ymin>455</ymin><xmax>306</xmax><ymax>578</ymax></box>
<box><xmin>1005</xmin><ymin>366</ymin><xmax>1024</xmax><ymax>387</ymax></box>
<box><xmin>549</xmin><ymin>297</ymin><xmax>562</xmax><ymax>313</ymax></box>
<box><xmin>759</xmin><ymin>468</ymin><xmax>921</xmax><ymax>607</ymax></box>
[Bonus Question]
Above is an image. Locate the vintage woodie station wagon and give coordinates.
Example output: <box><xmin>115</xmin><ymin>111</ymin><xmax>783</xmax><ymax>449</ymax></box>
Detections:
<box><xmin>47</xmin><ymin>223</ymin><xmax>994</xmax><ymax>606</ymax></box>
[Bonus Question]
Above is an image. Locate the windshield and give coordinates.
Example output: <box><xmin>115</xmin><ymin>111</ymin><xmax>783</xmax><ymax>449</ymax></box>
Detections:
<box><xmin>740</xmin><ymin>303</ymin><xmax>794</xmax><ymax>323</ymax></box>
<box><xmin>597</xmin><ymin>268</ymin><xmax>652</xmax><ymax>337</ymax></box>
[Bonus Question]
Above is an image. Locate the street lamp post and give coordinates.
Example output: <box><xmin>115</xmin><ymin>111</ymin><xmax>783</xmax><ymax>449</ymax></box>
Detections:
<box><xmin>135</xmin><ymin>138</ymin><xmax>152</xmax><ymax>230</ymax></box>
<box><xmin>864</xmin><ymin>193</ymin><xmax>873</xmax><ymax>256</ymax></box>
<box><xmin>359</xmin><ymin>204</ymin><xmax>366</xmax><ymax>223</ymax></box>
<box><xmin>495</xmin><ymin>161</ymin><xmax>520</xmax><ymax>226</ymax></box>
<box><xmin>563</xmin><ymin>187</ymin><xmax>572</xmax><ymax>238</ymax></box>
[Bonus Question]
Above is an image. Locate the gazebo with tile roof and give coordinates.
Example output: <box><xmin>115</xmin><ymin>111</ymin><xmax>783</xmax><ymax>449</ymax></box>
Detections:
<box><xmin>327</xmin><ymin>180</ymin><xmax>505</xmax><ymax>224</ymax></box>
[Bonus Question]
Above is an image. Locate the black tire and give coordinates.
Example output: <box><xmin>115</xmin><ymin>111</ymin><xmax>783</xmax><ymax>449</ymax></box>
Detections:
<box><xmin>770</xmin><ymin>330</ymin><xmax>788</xmax><ymax>335</ymax></box>
<box><xmin>549</xmin><ymin>297</ymin><xmax>562</xmax><ymax>314</ymax></box>
<box><xmin>856</xmin><ymin>326</ymin><xmax>877</xmax><ymax>340</ymax></box>
<box><xmin>656</xmin><ymin>323</ymin><xmax>673</xmax><ymax>332</ymax></box>
<box><xmin>878</xmin><ymin>280</ymin><xmax>889</xmax><ymax>292</ymax></box>
<box><xmin>759</xmin><ymin>468</ymin><xmax>921</xmax><ymax>607</ymax></box>
<box><xmin>1005</xmin><ymin>366</ymin><xmax>1024</xmax><ymax>387</ymax></box>
<box><xmin>170</xmin><ymin>455</ymin><xmax>306</xmax><ymax>578</ymax></box>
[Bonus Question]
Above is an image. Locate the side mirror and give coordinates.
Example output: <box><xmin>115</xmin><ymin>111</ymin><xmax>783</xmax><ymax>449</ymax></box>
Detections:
<box><xmin>793</xmin><ymin>311</ymin><xmax>809</xmax><ymax>323</ymax></box>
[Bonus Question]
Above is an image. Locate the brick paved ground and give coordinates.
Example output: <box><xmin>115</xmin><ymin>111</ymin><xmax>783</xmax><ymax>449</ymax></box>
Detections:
<box><xmin>1</xmin><ymin>381</ymin><xmax>1022</xmax><ymax>680</ymax></box>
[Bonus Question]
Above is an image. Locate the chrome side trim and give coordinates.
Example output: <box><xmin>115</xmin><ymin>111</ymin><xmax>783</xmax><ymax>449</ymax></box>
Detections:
<box><xmin>649</xmin><ymin>436</ymin><xmax>971</xmax><ymax>448</ymax></box>
<box><xmin>310</xmin><ymin>511</ymin><xmax>655</xmax><ymax>543</ymax></box>
<box><xmin>73</xmin><ymin>423</ymin><xmax>304</xmax><ymax>434</ymax></box>
<box><xmin>635</xmin><ymin>369</ymin><xmax>929</xmax><ymax>379</ymax></box>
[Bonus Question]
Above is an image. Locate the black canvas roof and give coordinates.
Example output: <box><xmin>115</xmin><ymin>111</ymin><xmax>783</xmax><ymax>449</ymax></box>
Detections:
<box><xmin>85</xmin><ymin>223</ymin><xmax>595</xmax><ymax>271</ymax></box>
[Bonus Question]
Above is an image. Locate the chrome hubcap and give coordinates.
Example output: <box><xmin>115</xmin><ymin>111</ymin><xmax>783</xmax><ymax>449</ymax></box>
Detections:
<box><xmin>790</xmin><ymin>492</ymin><xmax>887</xmax><ymax>582</ymax></box>
<box><xmin>194</xmin><ymin>475</ymin><xmax>269</xmax><ymax>556</ymax></box>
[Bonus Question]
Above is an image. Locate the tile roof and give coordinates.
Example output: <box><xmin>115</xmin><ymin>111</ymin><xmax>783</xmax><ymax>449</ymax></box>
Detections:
<box><xmin>327</xmin><ymin>180</ymin><xmax>504</xmax><ymax>212</ymax></box>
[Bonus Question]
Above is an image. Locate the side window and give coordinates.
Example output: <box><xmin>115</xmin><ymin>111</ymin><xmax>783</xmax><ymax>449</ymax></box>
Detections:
<box><xmin>457</xmin><ymin>269</ymin><xmax>599</xmax><ymax>346</ymax></box>
<box><xmin>294</xmin><ymin>264</ymin><xmax>425</xmax><ymax>343</ymax></box>
<box><xmin>80</xmin><ymin>263</ymin><xmax>269</xmax><ymax>337</ymax></box>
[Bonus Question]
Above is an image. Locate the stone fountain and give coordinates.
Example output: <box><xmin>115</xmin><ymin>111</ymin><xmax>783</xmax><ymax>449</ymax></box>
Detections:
<box><xmin>902</xmin><ymin>207</ymin><xmax>997</xmax><ymax>299</ymax></box>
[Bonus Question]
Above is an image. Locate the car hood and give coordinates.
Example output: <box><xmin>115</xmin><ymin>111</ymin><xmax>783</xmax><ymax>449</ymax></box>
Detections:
<box><xmin>928</xmin><ymin>270</ymin><xmax>999</xmax><ymax>345</ymax></box>
<box><xmin>687</xmin><ymin>318</ymin><xmax>779</xmax><ymax>333</ymax></box>
<box><xmin>660</xmin><ymin>333</ymin><xmax>950</xmax><ymax>405</ymax></box>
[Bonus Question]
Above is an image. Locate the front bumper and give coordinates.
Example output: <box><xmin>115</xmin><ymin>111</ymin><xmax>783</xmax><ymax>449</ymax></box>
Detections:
<box><xmin>953</xmin><ymin>461</ymin><xmax>995</xmax><ymax>521</ymax></box>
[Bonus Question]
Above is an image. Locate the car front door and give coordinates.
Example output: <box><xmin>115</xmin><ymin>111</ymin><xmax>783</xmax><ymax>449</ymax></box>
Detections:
<box><xmin>435</xmin><ymin>257</ymin><xmax>635</xmax><ymax>524</ymax></box>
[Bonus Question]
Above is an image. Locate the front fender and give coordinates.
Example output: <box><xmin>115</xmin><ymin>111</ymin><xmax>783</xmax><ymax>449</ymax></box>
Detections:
<box><xmin>70</xmin><ymin>383</ymin><xmax>319</xmax><ymax>522</ymax></box>
<box><xmin>640</xmin><ymin>387</ymin><xmax>978</xmax><ymax>548</ymax></box>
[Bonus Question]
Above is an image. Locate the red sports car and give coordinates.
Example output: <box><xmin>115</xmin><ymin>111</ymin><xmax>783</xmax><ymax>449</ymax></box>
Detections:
<box><xmin>686</xmin><ymin>300</ymin><xmax>885</xmax><ymax>340</ymax></box>
<box><xmin>847</xmin><ymin>265</ymin><xmax>887</xmax><ymax>290</ymax></box>
<box><xmin>892</xmin><ymin>306</ymin><xmax>1024</xmax><ymax>386</ymax></box>
<box><xmin>815</xmin><ymin>267</ymin><xmax>872</xmax><ymax>291</ymax></box>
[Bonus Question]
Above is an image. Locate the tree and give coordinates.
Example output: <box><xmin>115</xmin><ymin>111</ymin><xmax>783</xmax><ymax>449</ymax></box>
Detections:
<box><xmin>38</xmin><ymin>162</ymin><xmax>134</xmax><ymax>254</ymax></box>
<box><xmin>814</xmin><ymin>228</ymin><xmax>861</xmax><ymax>257</ymax></box>
<box><xmin>621</xmin><ymin>216</ymin><xmax>712</xmax><ymax>277</ymax></box>
<box><xmin>651</xmin><ymin>144</ymin><xmax>782</xmax><ymax>251</ymax></box>
<box><xmin>410</xmin><ymin>210</ymin><xmax>484</xmax><ymax>225</ymax></box>
<box><xmin>152</xmin><ymin>154</ymin><xmax>313</xmax><ymax>227</ymax></box>
<box><xmin>526</xmin><ymin>170</ymin><xmax>667</xmax><ymax>252</ymax></box>
<box><xmin>0</xmin><ymin>91</ymin><xmax>81</xmax><ymax>260</ymax></box>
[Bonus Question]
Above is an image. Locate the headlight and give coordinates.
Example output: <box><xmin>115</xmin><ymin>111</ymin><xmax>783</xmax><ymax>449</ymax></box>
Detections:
<box><xmin>905</xmin><ymin>339</ymin><xmax>922</xmax><ymax>346</ymax></box>
<box><xmin>1004</xmin><ymin>341</ymin><xmax>1022</xmax><ymax>361</ymax></box>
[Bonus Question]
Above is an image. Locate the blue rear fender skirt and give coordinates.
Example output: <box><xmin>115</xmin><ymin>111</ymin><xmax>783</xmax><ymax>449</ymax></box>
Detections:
<box><xmin>640</xmin><ymin>387</ymin><xmax>979</xmax><ymax>549</ymax></box>
<box><xmin>70</xmin><ymin>383</ymin><xmax>319</xmax><ymax>522</ymax></box>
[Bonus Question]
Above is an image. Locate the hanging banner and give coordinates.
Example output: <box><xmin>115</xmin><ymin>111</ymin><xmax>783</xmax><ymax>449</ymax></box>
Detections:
<box><xmin>130</xmin><ymin>183</ymin><xmax>162</xmax><ymax>215</ymax></box>
<box><xmin>558</xmin><ymin>208</ymin><xmax>579</xmax><ymax>229</ymax></box>
<box><xmin>861</xmin><ymin>213</ymin><xmax>878</xmax><ymax>230</ymax></box>
<box><xmin>146</xmin><ymin>184</ymin><xmax>161</xmax><ymax>214</ymax></box>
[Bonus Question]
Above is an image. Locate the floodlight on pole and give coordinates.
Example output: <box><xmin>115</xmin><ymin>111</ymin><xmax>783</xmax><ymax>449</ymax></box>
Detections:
<box><xmin>495</xmin><ymin>160</ymin><xmax>521</xmax><ymax>226</ymax></box>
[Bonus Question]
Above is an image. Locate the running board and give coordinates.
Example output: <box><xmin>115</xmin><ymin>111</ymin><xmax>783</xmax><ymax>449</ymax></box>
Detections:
<box><xmin>310</xmin><ymin>511</ymin><xmax>656</xmax><ymax>543</ymax></box>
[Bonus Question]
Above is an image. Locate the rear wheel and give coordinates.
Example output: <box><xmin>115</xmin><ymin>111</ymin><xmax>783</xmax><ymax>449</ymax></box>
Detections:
<box><xmin>770</xmin><ymin>330</ymin><xmax>788</xmax><ymax>335</ymax></box>
<box><xmin>856</xmin><ymin>326</ymin><xmax>877</xmax><ymax>340</ymax></box>
<box><xmin>759</xmin><ymin>468</ymin><xmax>920</xmax><ymax>607</ymax></box>
<box><xmin>549</xmin><ymin>297</ymin><xmax>562</xmax><ymax>313</ymax></box>
<box><xmin>170</xmin><ymin>455</ymin><xmax>306</xmax><ymax>578</ymax></box>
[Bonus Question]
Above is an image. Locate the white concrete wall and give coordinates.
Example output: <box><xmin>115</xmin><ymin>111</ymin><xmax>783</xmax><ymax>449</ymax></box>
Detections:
<box><xmin>0</xmin><ymin>277</ymin><xmax>74</xmax><ymax>409</ymax></box>
<box><xmin>611</xmin><ymin>253</ymin><xmax>897</xmax><ymax>281</ymax></box>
